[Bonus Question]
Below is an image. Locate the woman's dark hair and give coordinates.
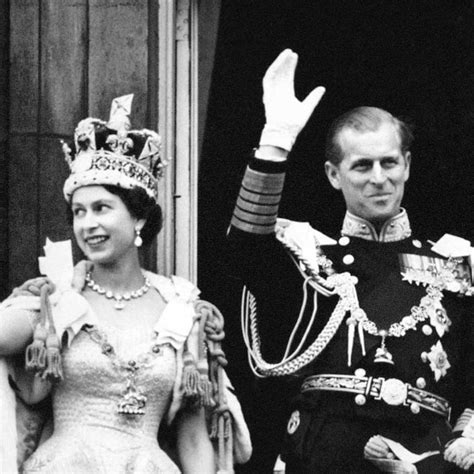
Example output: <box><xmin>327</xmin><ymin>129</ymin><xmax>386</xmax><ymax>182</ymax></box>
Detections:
<box><xmin>67</xmin><ymin>185</ymin><xmax>162</xmax><ymax>247</ymax></box>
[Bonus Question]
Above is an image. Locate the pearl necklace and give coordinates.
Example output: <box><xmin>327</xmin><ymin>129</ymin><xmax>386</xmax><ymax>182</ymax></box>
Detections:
<box><xmin>85</xmin><ymin>272</ymin><xmax>151</xmax><ymax>310</ymax></box>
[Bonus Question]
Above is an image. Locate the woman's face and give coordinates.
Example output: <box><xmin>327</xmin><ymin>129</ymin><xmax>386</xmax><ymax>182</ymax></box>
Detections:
<box><xmin>71</xmin><ymin>185</ymin><xmax>144</xmax><ymax>266</ymax></box>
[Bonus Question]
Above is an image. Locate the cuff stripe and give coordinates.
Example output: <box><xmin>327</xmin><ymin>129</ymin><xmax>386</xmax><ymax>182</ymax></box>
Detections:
<box><xmin>235</xmin><ymin>203</ymin><xmax>278</xmax><ymax>218</ymax></box>
<box><xmin>242</xmin><ymin>168</ymin><xmax>285</xmax><ymax>192</ymax></box>
<box><xmin>231</xmin><ymin>214</ymin><xmax>276</xmax><ymax>235</ymax></box>
<box><xmin>238</xmin><ymin>192</ymin><xmax>281</xmax><ymax>206</ymax></box>
<box><xmin>454</xmin><ymin>409</ymin><xmax>474</xmax><ymax>433</ymax></box>
<box><xmin>241</xmin><ymin>184</ymin><xmax>282</xmax><ymax>197</ymax></box>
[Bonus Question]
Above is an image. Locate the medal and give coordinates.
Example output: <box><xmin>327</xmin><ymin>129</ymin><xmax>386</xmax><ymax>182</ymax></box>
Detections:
<box><xmin>374</xmin><ymin>331</ymin><xmax>394</xmax><ymax>364</ymax></box>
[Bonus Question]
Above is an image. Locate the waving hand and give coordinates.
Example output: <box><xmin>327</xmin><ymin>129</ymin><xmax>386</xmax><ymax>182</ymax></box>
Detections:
<box><xmin>259</xmin><ymin>49</ymin><xmax>326</xmax><ymax>152</ymax></box>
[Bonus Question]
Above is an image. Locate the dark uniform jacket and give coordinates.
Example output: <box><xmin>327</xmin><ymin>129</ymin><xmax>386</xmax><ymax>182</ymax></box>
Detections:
<box><xmin>227</xmin><ymin>157</ymin><xmax>474</xmax><ymax>473</ymax></box>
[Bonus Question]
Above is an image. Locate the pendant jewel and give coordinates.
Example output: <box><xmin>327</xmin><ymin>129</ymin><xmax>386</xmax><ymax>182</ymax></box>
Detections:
<box><xmin>84</xmin><ymin>327</ymin><xmax>165</xmax><ymax>417</ymax></box>
<box><xmin>117</xmin><ymin>368</ymin><xmax>147</xmax><ymax>415</ymax></box>
<box><xmin>374</xmin><ymin>332</ymin><xmax>394</xmax><ymax>364</ymax></box>
<box><xmin>114</xmin><ymin>300</ymin><xmax>126</xmax><ymax>310</ymax></box>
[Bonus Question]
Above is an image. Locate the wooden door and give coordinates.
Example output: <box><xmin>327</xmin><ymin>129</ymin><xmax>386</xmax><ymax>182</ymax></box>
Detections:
<box><xmin>5</xmin><ymin>0</ymin><xmax>219</xmax><ymax>295</ymax></box>
<box><xmin>0</xmin><ymin>2</ymin><xmax>8</xmax><ymax>299</ymax></box>
<box><xmin>7</xmin><ymin>0</ymin><xmax>158</xmax><ymax>290</ymax></box>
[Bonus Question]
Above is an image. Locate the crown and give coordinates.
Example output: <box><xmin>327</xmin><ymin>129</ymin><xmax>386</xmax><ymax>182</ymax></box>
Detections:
<box><xmin>62</xmin><ymin>94</ymin><xmax>168</xmax><ymax>201</ymax></box>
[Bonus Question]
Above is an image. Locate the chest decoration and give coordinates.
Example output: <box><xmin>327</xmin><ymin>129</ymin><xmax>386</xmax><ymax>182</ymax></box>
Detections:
<box><xmin>84</xmin><ymin>325</ymin><xmax>166</xmax><ymax>416</ymax></box>
<box><xmin>344</xmin><ymin>263</ymin><xmax>453</xmax><ymax>367</ymax></box>
<box><xmin>421</xmin><ymin>341</ymin><xmax>451</xmax><ymax>382</ymax></box>
<box><xmin>347</xmin><ymin>255</ymin><xmax>460</xmax><ymax>368</ymax></box>
<box><xmin>273</xmin><ymin>226</ymin><xmax>460</xmax><ymax>371</ymax></box>
<box><xmin>399</xmin><ymin>253</ymin><xmax>472</xmax><ymax>295</ymax></box>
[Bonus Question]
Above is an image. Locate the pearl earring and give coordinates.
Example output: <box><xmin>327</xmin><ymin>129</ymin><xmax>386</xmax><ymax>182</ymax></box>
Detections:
<box><xmin>134</xmin><ymin>227</ymin><xmax>143</xmax><ymax>247</ymax></box>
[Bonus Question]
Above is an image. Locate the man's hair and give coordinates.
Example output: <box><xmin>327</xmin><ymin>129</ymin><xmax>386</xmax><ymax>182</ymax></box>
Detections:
<box><xmin>325</xmin><ymin>106</ymin><xmax>414</xmax><ymax>165</ymax></box>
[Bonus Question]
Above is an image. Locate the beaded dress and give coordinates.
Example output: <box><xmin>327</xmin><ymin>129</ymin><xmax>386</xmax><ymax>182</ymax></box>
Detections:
<box><xmin>21</xmin><ymin>273</ymin><xmax>198</xmax><ymax>474</ymax></box>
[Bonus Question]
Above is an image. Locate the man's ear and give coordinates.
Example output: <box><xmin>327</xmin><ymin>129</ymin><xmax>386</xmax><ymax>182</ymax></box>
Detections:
<box><xmin>403</xmin><ymin>151</ymin><xmax>411</xmax><ymax>182</ymax></box>
<box><xmin>324</xmin><ymin>161</ymin><xmax>342</xmax><ymax>190</ymax></box>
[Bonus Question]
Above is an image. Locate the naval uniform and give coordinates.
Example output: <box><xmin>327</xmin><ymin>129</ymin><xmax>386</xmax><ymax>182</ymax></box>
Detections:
<box><xmin>227</xmin><ymin>157</ymin><xmax>474</xmax><ymax>473</ymax></box>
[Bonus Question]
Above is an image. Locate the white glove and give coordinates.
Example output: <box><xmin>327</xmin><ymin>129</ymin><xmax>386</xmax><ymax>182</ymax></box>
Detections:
<box><xmin>364</xmin><ymin>435</ymin><xmax>396</xmax><ymax>460</ymax></box>
<box><xmin>259</xmin><ymin>49</ymin><xmax>325</xmax><ymax>152</ymax></box>
<box><xmin>444</xmin><ymin>437</ymin><xmax>474</xmax><ymax>471</ymax></box>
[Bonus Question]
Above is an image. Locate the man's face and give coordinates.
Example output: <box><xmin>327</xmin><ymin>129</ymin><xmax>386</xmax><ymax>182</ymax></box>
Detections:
<box><xmin>325</xmin><ymin>122</ymin><xmax>411</xmax><ymax>224</ymax></box>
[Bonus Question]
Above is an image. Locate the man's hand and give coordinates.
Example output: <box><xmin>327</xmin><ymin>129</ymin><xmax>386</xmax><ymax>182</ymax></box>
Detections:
<box><xmin>10</xmin><ymin>277</ymin><xmax>55</xmax><ymax>298</ymax></box>
<box><xmin>444</xmin><ymin>437</ymin><xmax>474</xmax><ymax>471</ymax></box>
<box><xmin>259</xmin><ymin>49</ymin><xmax>326</xmax><ymax>152</ymax></box>
<box><xmin>364</xmin><ymin>435</ymin><xmax>396</xmax><ymax>460</ymax></box>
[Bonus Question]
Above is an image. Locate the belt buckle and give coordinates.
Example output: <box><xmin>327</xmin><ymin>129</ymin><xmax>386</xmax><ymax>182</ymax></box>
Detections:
<box><xmin>377</xmin><ymin>378</ymin><xmax>408</xmax><ymax>406</ymax></box>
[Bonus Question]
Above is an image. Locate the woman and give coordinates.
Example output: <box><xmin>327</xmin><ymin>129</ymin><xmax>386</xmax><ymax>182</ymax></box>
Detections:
<box><xmin>0</xmin><ymin>95</ymin><xmax>251</xmax><ymax>473</ymax></box>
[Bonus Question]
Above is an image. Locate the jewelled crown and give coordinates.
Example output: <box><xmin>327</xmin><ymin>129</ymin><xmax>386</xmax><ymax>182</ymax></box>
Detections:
<box><xmin>62</xmin><ymin>94</ymin><xmax>168</xmax><ymax>201</ymax></box>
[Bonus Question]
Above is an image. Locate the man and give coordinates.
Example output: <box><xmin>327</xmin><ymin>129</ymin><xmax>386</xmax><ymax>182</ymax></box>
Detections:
<box><xmin>228</xmin><ymin>49</ymin><xmax>473</xmax><ymax>473</ymax></box>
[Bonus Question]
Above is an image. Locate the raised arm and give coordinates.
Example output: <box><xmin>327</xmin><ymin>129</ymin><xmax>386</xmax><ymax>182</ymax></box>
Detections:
<box><xmin>225</xmin><ymin>50</ymin><xmax>327</xmax><ymax>362</ymax></box>
<box><xmin>258</xmin><ymin>48</ymin><xmax>325</xmax><ymax>159</ymax></box>
<box><xmin>230</xmin><ymin>49</ymin><xmax>325</xmax><ymax>238</ymax></box>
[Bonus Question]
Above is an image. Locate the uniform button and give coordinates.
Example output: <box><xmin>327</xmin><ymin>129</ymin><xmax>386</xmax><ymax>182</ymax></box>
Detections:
<box><xmin>416</xmin><ymin>377</ymin><xmax>426</xmax><ymax>389</ymax></box>
<box><xmin>338</xmin><ymin>236</ymin><xmax>350</xmax><ymax>246</ymax></box>
<box><xmin>422</xmin><ymin>324</ymin><xmax>433</xmax><ymax>336</ymax></box>
<box><xmin>343</xmin><ymin>254</ymin><xmax>354</xmax><ymax>265</ymax></box>
<box><xmin>412</xmin><ymin>239</ymin><xmax>422</xmax><ymax>248</ymax></box>
<box><xmin>354</xmin><ymin>368</ymin><xmax>366</xmax><ymax>378</ymax></box>
<box><xmin>354</xmin><ymin>394</ymin><xmax>366</xmax><ymax>405</ymax></box>
<box><xmin>287</xmin><ymin>410</ymin><xmax>300</xmax><ymax>435</ymax></box>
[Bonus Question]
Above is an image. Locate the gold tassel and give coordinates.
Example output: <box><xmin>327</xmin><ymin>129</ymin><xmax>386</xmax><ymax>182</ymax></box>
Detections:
<box><xmin>42</xmin><ymin>332</ymin><xmax>63</xmax><ymax>382</ymax></box>
<box><xmin>34</xmin><ymin>285</ymin><xmax>63</xmax><ymax>383</ymax></box>
<box><xmin>198</xmin><ymin>373</ymin><xmax>215</xmax><ymax>408</ymax></box>
<box><xmin>210</xmin><ymin>411</ymin><xmax>219</xmax><ymax>439</ymax></box>
<box><xmin>223</xmin><ymin>411</ymin><xmax>232</xmax><ymax>438</ymax></box>
<box><xmin>182</xmin><ymin>350</ymin><xmax>200</xmax><ymax>399</ymax></box>
<box><xmin>197</xmin><ymin>359</ymin><xmax>215</xmax><ymax>408</ymax></box>
<box><xmin>25</xmin><ymin>325</ymin><xmax>48</xmax><ymax>372</ymax></box>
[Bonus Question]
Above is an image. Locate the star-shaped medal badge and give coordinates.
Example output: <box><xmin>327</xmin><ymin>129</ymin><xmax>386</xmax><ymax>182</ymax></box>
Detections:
<box><xmin>426</xmin><ymin>340</ymin><xmax>451</xmax><ymax>381</ymax></box>
<box><xmin>426</xmin><ymin>301</ymin><xmax>451</xmax><ymax>338</ymax></box>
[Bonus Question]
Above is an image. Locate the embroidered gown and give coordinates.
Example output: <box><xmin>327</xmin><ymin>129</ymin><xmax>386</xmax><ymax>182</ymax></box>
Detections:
<box><xmin>21</xmin><ymin>273</ymin><xmax>199</xmax><ymax>474</ymax></box>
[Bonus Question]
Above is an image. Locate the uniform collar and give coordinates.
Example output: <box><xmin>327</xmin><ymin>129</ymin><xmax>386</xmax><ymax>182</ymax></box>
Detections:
<box><xmin>341</xmin><ymin>209</ymin><xmax>412</xmax><ymax>242</ymax></box>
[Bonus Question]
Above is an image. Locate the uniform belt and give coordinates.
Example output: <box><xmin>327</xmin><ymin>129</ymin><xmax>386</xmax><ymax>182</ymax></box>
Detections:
<box><xmin>301</xmin><ymin>374</ymin><xmax>451</xmax><ymax>420</ymax></box>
